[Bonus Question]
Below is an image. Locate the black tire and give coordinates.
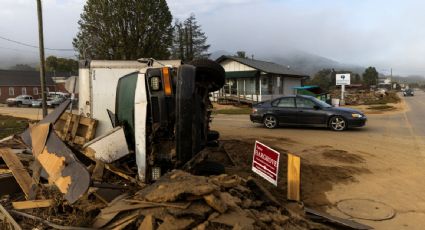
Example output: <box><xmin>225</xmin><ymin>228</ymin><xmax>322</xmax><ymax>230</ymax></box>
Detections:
<box><xmin>188</xmin><ymin>59</ymin><xmax>225</xmax><ymax>92</ymax></box>
<box><xmin>263</xmin><ymin>115</ymin><xmax>278</xmax><ymax>129</ymax></box>
<box><xmin>176</xmin><ymin>65</ymin><xmax>196</xmax><ymax>164</ymax></box>
<box><xmin>192</xmin><ymin>160</ymin><xmax>225</xmax><ymax>176</ymax></box>
<box><xmin>16</xmin><ymin>102</ymin><xmax>22</xmax><ymax>107</ymax></box>
<box><xmin>329</xmin><ymin>116</ymin><xmax>347</xmax><ymax>131</ymax></box>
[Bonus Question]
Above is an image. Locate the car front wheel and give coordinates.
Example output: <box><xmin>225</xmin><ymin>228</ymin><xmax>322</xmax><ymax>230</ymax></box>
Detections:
<box><xmin>329</xmin><ymin>116</ymin><xmax>347</xmax><ymax>131</ymax></box>
<box><xmin>263</xmin><ymin>115</ymin><xmax>278</xmax><ymax>129</ymax></box>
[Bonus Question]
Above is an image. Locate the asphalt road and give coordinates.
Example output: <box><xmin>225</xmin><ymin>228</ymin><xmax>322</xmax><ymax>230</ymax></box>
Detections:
<box><xmin>404</xmin><ymin>90</ymin><xmax>425</xmax><ymax>137</ymax></box>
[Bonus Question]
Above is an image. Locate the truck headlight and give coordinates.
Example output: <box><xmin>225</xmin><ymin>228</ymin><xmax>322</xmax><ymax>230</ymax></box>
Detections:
<box><xmin>352</xmin><ymin>113</ymin><xmax>363</xmax><ymax>118</ymax></box>
<box><xmin>150</xmin><ymin>77</ymin><xmax>161</xmax><ymax>91</ymax></box>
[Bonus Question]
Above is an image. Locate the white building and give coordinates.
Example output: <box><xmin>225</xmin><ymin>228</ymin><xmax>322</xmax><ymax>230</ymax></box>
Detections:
<box><xmin>215</xmin><ymin>56</ymin><xmax>309</xmax><ymax>103</ymax></box>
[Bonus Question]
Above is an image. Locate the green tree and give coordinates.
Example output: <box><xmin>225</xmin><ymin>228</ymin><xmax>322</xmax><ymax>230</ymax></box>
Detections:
<box><xmin>308</xmin><ymin>69</ymin><xmax>334</xmax><ymax>90</ymax></box>
<box><xmin>362</xmin><ymin>67</ymin><xmax>379</xmax><ymax>87</ymax></box>
<box><xmin>73</xmin><ymin>0</ymin><xmax>173</xmax><ymax>60</ymax></box>
<box><xmin>171</xmin><ymin>14</ymin><xmax>210</xmax><ymax>61</ymax></box>
<box><xmin>9</xmin><ymin>64</ymin><xmax>35</xmax><ymax>71</ymax></box>
<box><xmin>236</xmin><ymin>51</ymin><xmax>246</xmax><ymax>58</ymax></box>
<box><xmin>46</xmin><ymin>56</ymin><xmax>78</xmax><ymax>73</ymax></box>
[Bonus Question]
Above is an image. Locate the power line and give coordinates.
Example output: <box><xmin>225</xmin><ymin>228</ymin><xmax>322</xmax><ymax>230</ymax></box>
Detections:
<box><xmin>0</xmin><ymin>35</ymin><xmax>75</xmax><ymax>51</ymax></box>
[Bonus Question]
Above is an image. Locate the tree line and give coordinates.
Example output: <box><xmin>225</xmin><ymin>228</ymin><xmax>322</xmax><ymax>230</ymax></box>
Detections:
<box><xmin>308</xmin><ymin>67</ymin><xmax>379</xmax><ymax>90</ymax></box>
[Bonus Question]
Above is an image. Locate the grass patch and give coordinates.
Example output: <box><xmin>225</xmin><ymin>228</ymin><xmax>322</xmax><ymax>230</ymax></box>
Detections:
<box><xmin>367</xmin><ymin>105</ymin><xmax>396</xmax><ymax>110</ymax></box>
<box><xmin>213</xmin><ymin>107</ymin><xmax>252</xmax><ymax>115</ymax></box>
<box><xmin>0</xmin><ymin>115</ymin><xmax>31</xmax><ymax>139</ymax></box>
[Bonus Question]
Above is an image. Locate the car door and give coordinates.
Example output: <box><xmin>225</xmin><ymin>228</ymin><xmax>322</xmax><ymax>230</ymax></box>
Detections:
<box><xmin>295</xmin><ymin>97</ymin><xmax>328</xmax><ymax>125</ymax></box>
<box><xmin>273</xmin><ymin>97</ymin><xmax>298</xmax><ymax>124</ymax></box>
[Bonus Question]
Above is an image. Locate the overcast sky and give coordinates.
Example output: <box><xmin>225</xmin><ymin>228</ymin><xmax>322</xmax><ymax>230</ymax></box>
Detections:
<box><xmin>1</xmin><ymin>0</ymin><xmax>424</xmax><ymax>76</ymax></box>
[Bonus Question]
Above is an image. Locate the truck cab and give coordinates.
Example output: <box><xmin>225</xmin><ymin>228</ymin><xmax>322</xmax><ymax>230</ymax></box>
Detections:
<box><xmin>79</xmin><ymin>59</ymin><xmax>225</xmax><ymax>182</ymax></box>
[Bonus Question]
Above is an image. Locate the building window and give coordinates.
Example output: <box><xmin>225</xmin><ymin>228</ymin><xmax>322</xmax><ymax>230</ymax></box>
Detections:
<box><xmin>9</xmin><ymin>87</ymin><xmax>14</xmax><ymax>96</ymax></box>
<box><xmin>33</xmin><ymin>88</ymin><xmax>39</xmax><ymax>95</ymax></box>
<box><xmin>21</xmin><ymin>87</ymin><xmax>27</xmax><ymax>95</ymax></box>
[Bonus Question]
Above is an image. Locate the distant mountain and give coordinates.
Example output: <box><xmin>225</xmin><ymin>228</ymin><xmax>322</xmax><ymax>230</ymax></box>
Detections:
<box><xmin>260</xmin><ymin>50</ymin><xmax>366</xmax><ymax>76</ymax></box>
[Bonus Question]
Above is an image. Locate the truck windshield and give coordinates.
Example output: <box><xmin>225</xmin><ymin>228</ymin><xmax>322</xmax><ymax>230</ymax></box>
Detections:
<box><xmin>116</xmin><ymin>72</ymin><xmax>139</xmax><ymax>148</ymax></box>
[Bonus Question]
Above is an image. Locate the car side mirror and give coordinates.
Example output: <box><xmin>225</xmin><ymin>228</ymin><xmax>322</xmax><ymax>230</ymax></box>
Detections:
<box><xmin>313</xmin><ymin>105</ymin><xmax>321</xmax><ymax>110</ymax></box>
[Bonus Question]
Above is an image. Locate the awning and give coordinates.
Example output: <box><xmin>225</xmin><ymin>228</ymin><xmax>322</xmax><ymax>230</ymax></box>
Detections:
<box><xmin>225</xmin><ymin>71</ymin><xmax>258</xmax><ymax>79</ymax></box>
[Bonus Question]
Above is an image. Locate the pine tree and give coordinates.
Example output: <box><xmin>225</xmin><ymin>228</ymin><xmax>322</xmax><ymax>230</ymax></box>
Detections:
<box><xmin>362</xmin><ymin>67</ymin><xmax>379</xmax><ymax>87</ymax></box>
<box><xmin>73</xmin><ymin>0</ymin><xmax>173</xmax><ymax>60</ymax></box>
<box><xmin>171</xmin><ymin>14</ymin><xmax>210</xmax><ymax>61</ymax></box>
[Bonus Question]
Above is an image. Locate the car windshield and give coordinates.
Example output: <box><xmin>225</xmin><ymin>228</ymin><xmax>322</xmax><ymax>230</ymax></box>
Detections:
<box><xmin>310</xmin><ymin>97</ymin><xmax>332</xmax><ymax>108</ymax></box>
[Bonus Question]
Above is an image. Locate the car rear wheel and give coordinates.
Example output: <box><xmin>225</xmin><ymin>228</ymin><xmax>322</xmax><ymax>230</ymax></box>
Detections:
<box><xmin>263</xmin><ymin>115</ymin><xmax>278</xmax><ymax>129</ymax></box>
<box><xmin>329</xmin><ymin>116</ymin><xmax>347</xmax><ymax>131</ymax></box>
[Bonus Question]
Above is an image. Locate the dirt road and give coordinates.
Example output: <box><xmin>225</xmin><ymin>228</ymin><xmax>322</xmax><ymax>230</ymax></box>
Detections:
<box><xmin>211</xmin><ymin>92</ymin><xmax>425</xmax><ymax>230</ymax></box>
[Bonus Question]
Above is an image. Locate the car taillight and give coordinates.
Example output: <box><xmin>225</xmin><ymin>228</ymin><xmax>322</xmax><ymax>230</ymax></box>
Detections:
<box><xmin>252</xmin><ymin>108</ymin><xmax>258</xmax><ymax>113</ymax></box>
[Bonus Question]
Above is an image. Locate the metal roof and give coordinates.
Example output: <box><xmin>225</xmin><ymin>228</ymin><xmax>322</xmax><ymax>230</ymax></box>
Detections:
<box><xmin>0</xmin><ymin>70</ymin><xmax>55</xmax><ymax>86</ymax></box>
<box><xmin>216</xmin><ymin>55</ymin><xmax>308</xmax><ymax>78</ymax></box>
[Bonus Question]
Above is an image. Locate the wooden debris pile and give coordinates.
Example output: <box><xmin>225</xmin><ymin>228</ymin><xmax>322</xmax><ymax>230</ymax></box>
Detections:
<box><xmin>85</xmin><ymin>170</ymin><xmax>325</xmax><ymax>230</ymax></box>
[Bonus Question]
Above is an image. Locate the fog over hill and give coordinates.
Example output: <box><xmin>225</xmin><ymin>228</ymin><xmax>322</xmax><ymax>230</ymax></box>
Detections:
<box><xmin>211</xmin><ymin>49</ymin><xmax>367</xmax><ymax>77</ymax></box>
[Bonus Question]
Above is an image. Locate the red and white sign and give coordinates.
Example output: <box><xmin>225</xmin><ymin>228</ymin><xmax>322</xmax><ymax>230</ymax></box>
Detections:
<box><xmin>252</xmin><ymin>141</ymin><xmax>280</xmax><ymax>186</ymax></box>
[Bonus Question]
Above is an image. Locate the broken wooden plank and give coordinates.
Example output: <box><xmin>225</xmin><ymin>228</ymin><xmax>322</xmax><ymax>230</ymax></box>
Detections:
<box><xmin>92</xmin><ymin>193</ymin><xmax>130</xmax><ymax>228</ymax></box>
<box><xmin>138</xmin><ymin>215</ymin><xmax>155</xmax><ymax>230</ymax></box>
<box><xmin>0</xmin><ymin>148</ymin><xmax>36</xmax><ymax>200</ymax></box>
<box><xmin>0</xmin><ymin>203</ymin><xmax>22</xmax><ymax>230</ymax></box>
<box><xmin>124</xmin><ymin>200</ymin><xmax>191</xmax><ymax>209</ymax></box>
<box><xmin>106</xmin><ymin>211</ymin><xmax>140</xmax><ymax>230</ymax></box>
<box><xmin>12</xmin><ymin>199</ymin><xmax>54</xmax><ymax>210</ymax></box>
<box><xmin>21</xmin><ymin>100</ymin><xmax>71</xmax><ymax>146</ymax></box>
<box><xmin>29</xmin><ymin>124</ymin><xmax>90</xmax><ymax>204</ymax></box>
<box><xmin>305</xmin><ymin>207</ymin><xmax>372</xmax><ymax>230</ymax></box>
<box><xmin>91</xmin><ymin>161</ymin><xmax>105</xmax><ymax>182</ymax></box>
<box><xmin>287</xmin><ymin>153</ymin><xmax>301</xmax><ymax>201</ymax></box>
<box><xmin>104</xmin><ymin>164</ymin><xmax>137</xmax><ymax>183</ymax></box>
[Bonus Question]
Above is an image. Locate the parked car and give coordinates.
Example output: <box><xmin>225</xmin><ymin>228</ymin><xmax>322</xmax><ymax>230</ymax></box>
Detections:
<box><xmin>250</xmin><ymin>95</ymin><xmax>367</xmax><ymax>131</ymax></box>
<box><xmin>31</xmin><ymin>99</ymin><xmax>42</xmax><ymax>107</ymax></box>
<box><xmin>47</xmin><ymin>95</ymin><xmax>67</xmax><ymax>108</ymax></box>
<box><xmin>403</xmin><ymin>88</ymin><xmax>414</xmax><ymax>96</ymax></box>
<box><xmin>6</xmin><ymin>95</ymin><xmax>33</xmax><ymax>107</ymax></box>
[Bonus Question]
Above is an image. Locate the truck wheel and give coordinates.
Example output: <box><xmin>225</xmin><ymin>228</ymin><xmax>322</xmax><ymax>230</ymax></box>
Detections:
<box><xmin>188</xmin><ymin>59</ymin><xmax>225</xmax><ymax>92</ymax></box>
<box><xmin>192</xmin><ymin>160</ymin><xmax>225</xmax><ymax>176</ymax></box>
<box><xmin>17</xmin><ymin>102</ymin><xmax>22</xmax><ymax>107</ymax></box>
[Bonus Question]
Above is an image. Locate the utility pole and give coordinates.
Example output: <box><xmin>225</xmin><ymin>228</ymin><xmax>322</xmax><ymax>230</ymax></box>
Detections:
<box><xmin>37</xmin><ymin>0</ymin><xmax>48</xmax><ymax>117</ymax></box>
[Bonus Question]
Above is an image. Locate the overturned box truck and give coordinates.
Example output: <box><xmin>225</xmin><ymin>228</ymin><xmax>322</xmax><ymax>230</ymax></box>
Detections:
<box><xmin>78</xmin><ymin>59</ymin><xmax>225</xmax><ymax>183</ymax></box>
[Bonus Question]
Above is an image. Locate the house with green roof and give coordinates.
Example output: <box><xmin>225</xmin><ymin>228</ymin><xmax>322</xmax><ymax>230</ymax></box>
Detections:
<box><xmin>215</xmin><ymin>56</ymin><xmax>309</xmax><ymax>103</ymax></box>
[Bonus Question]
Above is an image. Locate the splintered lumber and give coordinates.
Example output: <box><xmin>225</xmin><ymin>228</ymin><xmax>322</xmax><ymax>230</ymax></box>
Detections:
<box><xmin>287</xmin><ymin>153</ymin><xmax>301</xmax><ymax>201</ymax></box>
<box><xmin>0</xmin><ymin>203</ymin><xmax>22</xmax><ymax>230</ymax></box>
<box><xmin>21</xmin><ymin>100</ymin><xmax>71</xmax><ymax>146</ymax></box>
<box><xmin>12</xmin><ymin>200</ymin><xmax>54</xmax><ymax>210</ymax></box>
<box><xmin>29</xmin><ymin>123</ymin><xmax>90</xmax><ymax>204</ymax></box>
<box><xmin>54</xmin><ymin>112</ymin><xmax>98</xmax><ymax>146</ymax></box>
<box><xmin>106</xmin><ymin>211</ymin><xmax>140</xmax><ymax>230</ymax></box>
<box><xmin>0</xmin><ymin>148</ymin><xmax>36</xmax><ymax>200</ymax></box>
